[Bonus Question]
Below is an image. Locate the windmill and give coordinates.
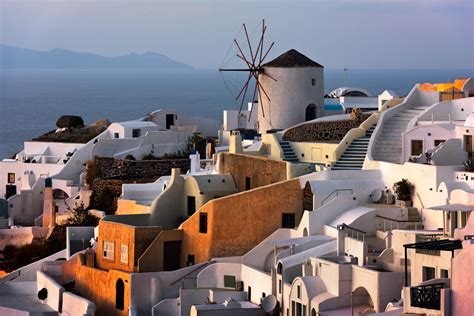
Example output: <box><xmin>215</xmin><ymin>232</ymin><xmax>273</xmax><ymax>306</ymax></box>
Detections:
<box><xmin>219</xmin><ymin>19</ymin><xmax>277</xmax><ymax>122</ymax></box>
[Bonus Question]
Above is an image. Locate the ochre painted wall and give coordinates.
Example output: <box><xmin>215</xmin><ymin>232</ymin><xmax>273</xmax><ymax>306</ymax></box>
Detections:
<box><xmin>75</xmin><ymin>266</ymin><xmax>131</xmax><ymax>316</ymax></box>
<box><xmin>179</xmin><ymin>179</ymin><xmax>303</xmax><ymax>266</ymax></box>
<box><xmin>96</xmin><ymin>221</ymin><xmax>161</xmax><ymax>272</ymax></box>
<box><xmin>217</xmin><ymin>153</ymin><xmax>288</xmax><ymax>191</ymax></box>
<box><xmin>137</xmin><ymin>229</ymin><xmax>183</xmax><ymax>272</ymax></box>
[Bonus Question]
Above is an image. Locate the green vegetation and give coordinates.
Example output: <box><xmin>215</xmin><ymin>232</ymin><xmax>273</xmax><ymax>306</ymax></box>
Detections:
<box><xmin>85</xmin><ymin>159</ymin><xmax>102</xmax><ymax>187</ymax></box>
<box><xmin>392</xmin><ymin>179</ymin><xmax>414</xmax><ymax>201</ymax></box>
<box><xmin>0</xmin><ymin>203</ymin><xmax>99</xmax><ymax>273</ymax></box>
<box><xmin>463</xmin><ymin>159</ymin><xmax>474</xmax><ymax>172</ymax></box>
<box><xmin>89</xmin><ymin>187</ymin><xmax>116</xmax><ymax>215</ymax></box>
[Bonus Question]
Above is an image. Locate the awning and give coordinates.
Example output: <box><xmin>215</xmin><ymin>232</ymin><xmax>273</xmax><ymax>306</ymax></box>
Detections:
<box><xmin>429</xmin><ymin>203</ymin><xmax>474</xmax><ymax>212</ymax></box>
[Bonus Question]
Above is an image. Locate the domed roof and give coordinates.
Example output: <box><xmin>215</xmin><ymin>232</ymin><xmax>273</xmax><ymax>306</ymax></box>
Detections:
<box><xmin>465</xmin><ymin>113</ymin><xmax>474</xmax><ymax>127</ymax></box>
<box><xmin>263</xmin><ymin>49</ymin><xmax>324</xmax><ymax>68</ymax></box>
<box><xmin>326</xmin><ymin>87</ymin><xmax>372</xmax><ymax>98</ymax></box>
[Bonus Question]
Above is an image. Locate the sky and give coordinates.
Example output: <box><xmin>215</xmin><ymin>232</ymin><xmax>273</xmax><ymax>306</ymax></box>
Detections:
<box><xmin>1</xmin><ymin>0</ymin><xmax>473</xmax><ymax>69</ymax></box>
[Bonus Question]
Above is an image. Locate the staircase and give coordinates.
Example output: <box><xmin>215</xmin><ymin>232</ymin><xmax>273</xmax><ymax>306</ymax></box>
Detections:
<box><xmin>279</xmin><ymin>141</ymin><xmax>299</xmax><ymax>163</ymax></box>
<box><xmin>332</xmin><ymin>124</ymin><xmax>377</xmax><ymax>170</ymax></box>
<box><xmin>372</xmin><ymin>105</ymin><xmax>429</xmax><ymax>163</ymax></box>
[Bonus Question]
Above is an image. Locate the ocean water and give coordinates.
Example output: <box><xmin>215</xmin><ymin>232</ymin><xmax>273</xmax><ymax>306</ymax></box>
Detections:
<box><xmin>1</xmin><ymin>68</ymin><xmax>473</xmax><ymax>159</ymax></box>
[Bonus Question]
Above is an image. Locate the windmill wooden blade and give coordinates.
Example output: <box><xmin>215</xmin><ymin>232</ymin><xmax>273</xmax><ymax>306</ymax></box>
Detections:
<box><xmin>258</xmin><ymin>81</ymin><xmax>265</xmax><ymax>118</ymax></box>
<box><xmin>238</xmin><ymin>78</ymin><xmax>251</xmax><ymax>113</ymax></box>
<box><xmin>261</xmin><ymin>71</ymin><xmax>278</xmax><ymax>82</ymax></box>
<box><xmin>235</xmin><ymin>72</ymin><xmax>253</xmax><ymax>101</ymax></box>
<box><xmin>261</xmin><ymin>42</ymin><xmax>274</xmax><ymax>63</ymax></box>
<box><xmin>219</xmin><ymin>19</ymin><xmax>275</xmax><ymax>118</ymax></box>
<box><xmin>243</xmin><ymin>24</ymin><xmax>254</xmax><ymax>62</ymax></box>
<box><xmin>247</xmin><ymin>80</ymin><xmax>259</xmax><ymax>121</ymax></box>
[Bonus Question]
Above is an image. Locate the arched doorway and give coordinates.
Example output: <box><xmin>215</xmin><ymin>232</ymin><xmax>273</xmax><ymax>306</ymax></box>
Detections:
<box><xmin>352</xmin><ymin>287</ymin><xmax>374</xmax><ymax>313</ymax></box>
<box><xmin>303</xmin><ymin>228</ymin><xmax>309</xmax><ymax>237</ymax></box>
<box><xmin>305</xmin><ymin>104</ymin><xmax>317</xmax><ymax>121</ymax></box>
<box><xmin>116</xmin><ymin>278</ymin><xmax>125</xmax><ymax>310</ymax></box>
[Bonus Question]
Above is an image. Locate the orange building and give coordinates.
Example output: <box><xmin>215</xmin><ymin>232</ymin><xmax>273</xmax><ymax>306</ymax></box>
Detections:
<box><xmin>73</xmin><ymin>153</ymin><xmax>304</xmax><ymax>313</ymax></box>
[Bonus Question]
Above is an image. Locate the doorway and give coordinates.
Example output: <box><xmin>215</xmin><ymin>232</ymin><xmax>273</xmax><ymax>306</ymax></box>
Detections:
<box><xmin>305</xmin><ymin>104</ymin><xmax>317</xmax><ymax>121</ymax></box>
<box><xmin>115</xmin><ymin>278</ymin><xmax>125</xmax><ymax>310</ymax></box>
<box><xmin>5</xmin><ymin>185</ymin><xmax>16</xmax><ymax>199</ymax></box>
<box><xmin>163</xmin><ymin>240</ymin><xmax>181</xmax><ymax>271</ymax></box>
<box><xmin>166</xmin><ymin>114</ymin><xmax>175</xmax><ymax>129</ymax></box>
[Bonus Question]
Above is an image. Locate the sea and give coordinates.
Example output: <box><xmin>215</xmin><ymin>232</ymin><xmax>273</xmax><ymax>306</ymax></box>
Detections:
<box><xmin>1</xmin><ymin>68</ymin><xmax>473</xmax><ymax>159</ymax></box>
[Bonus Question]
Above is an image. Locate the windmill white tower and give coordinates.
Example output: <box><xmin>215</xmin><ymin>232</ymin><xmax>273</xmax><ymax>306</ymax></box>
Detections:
<box><xmin>219</xmin><ymin>21</ymin><xmax>325</xmax><ymax>134</ymax></box>
<box><xmin>259</xmin><ymin>49</ymin><xmax>325</xmax><ymax>133</ymax></box>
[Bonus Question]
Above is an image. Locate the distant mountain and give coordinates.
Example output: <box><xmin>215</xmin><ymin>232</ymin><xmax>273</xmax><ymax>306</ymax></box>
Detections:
<box><xmin>0</xmin><ymin>44</ymin><xmax>193</xmax><ymax>69</ymax></box>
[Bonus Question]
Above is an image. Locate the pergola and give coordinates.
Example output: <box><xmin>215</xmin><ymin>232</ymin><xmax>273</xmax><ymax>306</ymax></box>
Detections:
<box><xmin>403</xmin><ymin>239</ymin><xmax>463</xmax><ymax>287</ymax></box>
<box><xmin>429</xmin><ymin>203</ymin><xmax>473</xmax><ymax>236</ymax></box>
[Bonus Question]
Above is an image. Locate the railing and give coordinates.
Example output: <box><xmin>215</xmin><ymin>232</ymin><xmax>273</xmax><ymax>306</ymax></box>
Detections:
<box><xmin>320</xmin><ymin>189</ymin><xmax>353</xmax><ymax>206</ymax></box>
<box><xmin>410</xmin><ymin>283</ymin><xmax>444</xmax><ymax>310</ymax></box>
<box><xmin>376</xmin><ymin>215</ymin><xmax>422</xmax><ymax>232</ymax></box>
<box><xmin>338</xmin><ymin>223</ymin><xmax>366</xmax><ymax>242</ymax></box>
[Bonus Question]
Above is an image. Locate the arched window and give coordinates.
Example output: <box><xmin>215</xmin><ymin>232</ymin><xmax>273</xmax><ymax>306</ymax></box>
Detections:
<box><xmin>305</xmin><ymin>104</ymin><xmax>317</xmax><ymax>121</ymax></box>
<box><xmin>277</xmin><ymin>262</ymin><xmax>283</xmax><ymax>274</ymax></box>
<box><xmin>312</xmin><ymin>308</ymin><xmax>317</xmax><ymax>316</ymax></box>
<box><xmin>116</xmin><ymin>278</ymin><xmax>125</xmax><ymax>310</ymax></box>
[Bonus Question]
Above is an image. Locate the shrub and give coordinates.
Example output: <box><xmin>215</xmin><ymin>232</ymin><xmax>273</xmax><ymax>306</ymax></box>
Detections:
<box><xmin>392</xmin><ymin>179</ymin><xmax>414</xmax><ymax>201</ymax></box>
<box><xmin>85</xmin><ymin>160</ymin><xmax>101</xmax><ymax>186</ymax></box>
<box><xmin>90</xmin><ymin>187</ymin><xmax>116</xmax><ymax>215</ymax></box>
<box><xmin>464</xmin><ymin>160</ymin><xmax>474</xmax><ymax>172</ymax></box>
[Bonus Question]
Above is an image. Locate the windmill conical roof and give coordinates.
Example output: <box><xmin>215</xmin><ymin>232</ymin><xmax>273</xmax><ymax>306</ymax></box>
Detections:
<box><xmin>263</xmin><ymin>49</ymin><xmax>324</xmax><ymax>68</ymax></box>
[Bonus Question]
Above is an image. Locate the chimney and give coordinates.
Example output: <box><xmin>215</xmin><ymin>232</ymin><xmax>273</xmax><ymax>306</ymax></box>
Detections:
<box><xmin>42</xmin><ymin>178</ymin><xmax>55</xmax><ymax>229</ymax></box>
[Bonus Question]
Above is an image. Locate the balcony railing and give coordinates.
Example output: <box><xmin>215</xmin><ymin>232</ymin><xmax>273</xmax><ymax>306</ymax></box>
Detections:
<box><xmin>410</xmin><ymin>283</ymin><xmax>444</xmax><ymax>310</ymax></box>
<box><xmin>376</xmin><ymin>215</ymin><xmax>422</xmax><ymax>232</ymax></box>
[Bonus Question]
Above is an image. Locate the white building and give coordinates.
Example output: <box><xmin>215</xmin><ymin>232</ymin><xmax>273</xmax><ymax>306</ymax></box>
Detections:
<box><xmin>258</xmin><ymin>49</ymin><xmax>325</xmax><ymax>133</ymax></box>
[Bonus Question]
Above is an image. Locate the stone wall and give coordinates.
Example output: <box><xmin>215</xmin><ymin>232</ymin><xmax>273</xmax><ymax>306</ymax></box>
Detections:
<box><xmin>282</xmin><ymin>110</ymin><xmax>370</xmax><ymax>142</ymax></box>
<box><xmin>94</xmin><ymin>157</ymin><xmax>190</xmax><ymax>180</ymax></box>
<box><xmin>90</xmin><ymin>157</ymin><xmax>190</xmax><ymax>213</ymax></box>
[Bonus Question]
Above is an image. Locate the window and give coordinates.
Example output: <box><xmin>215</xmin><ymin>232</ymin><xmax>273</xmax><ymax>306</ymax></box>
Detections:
<box><xmin>262</xmin><ymin>292</ymin><xmax>266</xmax><ymax>298</ymax></box>
<box><xmin>441</xmin><ymin>269</ymin><xmax>449</xmax><ymax>278</ymax></box>
<box><xmin>248</xmin><ymin>286</ymin><xmax>252</xmax><ymax>301</ymax></box>
<box><xmin>245</xmin><ymin>176</ymin><xmax>251</xmax><ymax>190</ymax></box>
<box><xmin>7</xmin><ymin>173</ymin><xmax>15</xmax><ymax>184</ymax></box>
<box><xmin>434</xmin><ymin>140</ymin><xmax>446</xmax><ymax>146</ymax></box>
<box><xmin>114</xmin><ymin>132</ymin><xmax>119</xmax><ymax>139</ymax></box>
<box><xmin>132</xmin><ymin>129</ymin><xmax>141</xmax><ymax>138</ymax></box>
<box><xmin>224</xmin><ymin>275</ymin><xmax>236</xmax><ymax>288</ymax></box>
<box><xmin>120</xmin><ymin>244</ymin><xmax>128</xmax><ymax>264</ymax></box>
<box><xmin>297</xmin><ymin>285</ymin><xmax>301</xmax><ymax>299</ymax></box>
<box><xmin>411</xmin><ymin>140</ymin><xmax>423</xmax><ymax>156</ymax></box>
<box><xmin>199</xmin><ymin>213</ymin><xmax>208</xmax><ymax>233</ymax></box>
<box><xmin>311</xmin><ymin>78</ymin><xmax>316</xmax><ymax>86</ymax></box>
<box><xmin>422</xmin><ymin>266</ymin><xmax>436</xmax><ymax>282</ymax></box>
<box><xmin>282</xmin><ymin>213</ymin><xmax>296</xmax><ymax>228</ymax></box>
<box><xmin>279</xmin><ymin>280</ymin><xmax>282</xmax><ymax>293</ymax></box>
<box><xmin>187</xmin><ymin>196</ymin><xmax>196</xmax><ymax>216</ymax></box>
<box><xmin>187</xmin><ymin>254</ymin><xmax>195</xmax><ymax>266</ymax></box>
<box><xmin>103</xmin><ymin>241</ymin><xmax>114</xmax><ymax>260</ymax></box>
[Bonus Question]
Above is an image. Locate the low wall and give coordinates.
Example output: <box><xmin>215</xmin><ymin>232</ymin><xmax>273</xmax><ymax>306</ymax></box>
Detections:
<box><xmin>282</xmin><ymin>111</ymin><xmax>370</xmax><ymax>142</ymax></box>
<box><xmin>94</xmin><ymin>157</ymin><xmax>190</xmax><ymax>180</ymax></box>
<box><xmin>62</xmin><ymin>291</ymin><xmax>96</xmax><ymax>316</ymax></box>
<box><xmin>37</xmin><ymin>270</ymin><xmax>65</xmax><ymax>312</ymax></box>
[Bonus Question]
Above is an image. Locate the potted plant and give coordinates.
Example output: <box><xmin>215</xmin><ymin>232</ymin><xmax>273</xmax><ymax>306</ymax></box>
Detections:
<box><xmin>392</xmin><ymin>179</ymin><xmax>414</xmax><ymax>207</ymax></box>
<box><xmin>464</xmin><ymin>159</ymin><xmax>474</xmax><ymax>172</ymax></box>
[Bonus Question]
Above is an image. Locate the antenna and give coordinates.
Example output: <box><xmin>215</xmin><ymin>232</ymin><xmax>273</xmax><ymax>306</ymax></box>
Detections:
<box><xmin>343</xmin><ymin>68</ymin><xmax>349</xmax><ymax>86</ymax></box>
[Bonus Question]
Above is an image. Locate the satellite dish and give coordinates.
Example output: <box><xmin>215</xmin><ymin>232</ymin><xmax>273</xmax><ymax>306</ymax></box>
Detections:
<box><xmin>262</xmin><ymin>295</ymin><xmax>278</xmax><ymax>313</ymax></box>
<box><xmin>369</xmin><ymin>189</ymin><xmax>383</xmax><ymax>203</ymax></box>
